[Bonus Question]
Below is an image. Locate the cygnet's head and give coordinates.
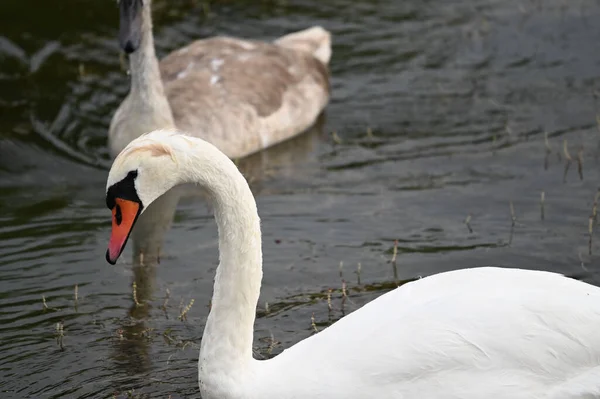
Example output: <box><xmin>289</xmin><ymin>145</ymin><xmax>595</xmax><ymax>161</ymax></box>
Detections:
<box><xmin>117</xmin><ymin>0</ymin><xmax>149</xmax><ymax>54</ymax></box>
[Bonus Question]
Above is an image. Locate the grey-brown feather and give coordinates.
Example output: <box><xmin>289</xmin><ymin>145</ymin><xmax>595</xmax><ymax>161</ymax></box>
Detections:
<box><xmin>159</xmin><ymin>36</ymin><xmax>330</xmax><ymax>158</ymax></box>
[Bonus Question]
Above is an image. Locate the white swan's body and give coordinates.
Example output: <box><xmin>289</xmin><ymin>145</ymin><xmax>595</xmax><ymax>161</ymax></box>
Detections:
<box><xmin>109</xmin><ymin>0</ymin><xmax>330</xmax><ymax>159</ymax></box>
<box><xmin>254</xmin><ymin>267</ymin><xmax>600</xmax><ymax>399</ymax></box>
<box><xmin>105</xmin><ymin>130</ymin><xmax>600</xmax><ymax>399</ymax></box>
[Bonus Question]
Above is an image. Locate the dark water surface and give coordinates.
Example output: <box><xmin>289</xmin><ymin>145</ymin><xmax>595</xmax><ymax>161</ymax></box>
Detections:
<box><xmin>2</xmin><ymin>0</ymin><xmax>600</xmax><ymax>397</ymax></box>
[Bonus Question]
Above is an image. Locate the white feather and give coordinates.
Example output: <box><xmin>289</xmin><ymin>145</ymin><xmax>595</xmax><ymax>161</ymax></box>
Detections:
<box><xmin>107</xmin><ymin>130</ymin><xmax>600</xmax><ymax>399</ymax></box>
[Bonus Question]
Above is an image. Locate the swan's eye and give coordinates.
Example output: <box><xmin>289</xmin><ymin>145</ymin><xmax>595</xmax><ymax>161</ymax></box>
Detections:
<box><xmin>115</xmin><ymin>204</ymin><xmax>123</xmax><ymax>225</ymax></box>
<box><xmin>127</xmin><ymin>170</ymin><xmax>138</xmax><ymax>179</ymax></box>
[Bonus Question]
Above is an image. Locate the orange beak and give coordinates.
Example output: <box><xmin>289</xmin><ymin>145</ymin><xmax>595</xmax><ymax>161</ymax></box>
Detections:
<box><xmin>106</xmin><ymin>198</ymin><xmax>141</xmax><ymax>264</ymax></box>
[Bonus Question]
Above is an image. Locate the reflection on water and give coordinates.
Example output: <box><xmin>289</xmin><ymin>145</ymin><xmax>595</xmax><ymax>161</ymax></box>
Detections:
<box><xmin>2</xmin><ymin>0</ymin><xmax>600</xmax><ymax>397</ymax></box>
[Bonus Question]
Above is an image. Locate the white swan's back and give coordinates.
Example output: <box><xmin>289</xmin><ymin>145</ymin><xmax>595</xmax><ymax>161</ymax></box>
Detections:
<box><xmin>251</xmin><ymin>267</ymin><xmax>600</xmax><ymax>399</ymax></box>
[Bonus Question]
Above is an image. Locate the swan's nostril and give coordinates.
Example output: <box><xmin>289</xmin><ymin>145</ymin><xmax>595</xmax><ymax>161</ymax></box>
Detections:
<box><xmin>115</xmin><ymin>205</ymin><xmax>123</xmax><ymax>225</ymax></box>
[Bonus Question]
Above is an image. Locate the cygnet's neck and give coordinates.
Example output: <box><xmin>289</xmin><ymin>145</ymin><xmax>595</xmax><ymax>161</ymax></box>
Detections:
<box><xmin>128</xmin><ymin>4</ymin><xmax>173</xmax><ymax>125</ymax></box>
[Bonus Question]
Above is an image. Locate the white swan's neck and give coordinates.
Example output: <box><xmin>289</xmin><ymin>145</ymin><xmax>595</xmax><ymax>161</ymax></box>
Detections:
<box><xmin>176</xmin><ymin>140</ymin><xmax>263</xmax><ymax>384</ymax></box>
<box><xmin>129</xmin><ymin>5</ymin><xmax>168</xmax><ymax>105</ymax></box>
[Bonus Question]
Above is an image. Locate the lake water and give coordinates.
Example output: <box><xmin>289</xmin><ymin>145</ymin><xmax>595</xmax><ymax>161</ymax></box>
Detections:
<box><xmin>1</xmin><ymin>0</ymin><xmax>600</xmax><ymax>397</ymax></box>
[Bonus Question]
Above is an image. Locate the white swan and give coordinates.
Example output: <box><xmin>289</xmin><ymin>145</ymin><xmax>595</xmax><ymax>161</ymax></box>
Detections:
<box><xmin>104</xmin><ymin>129</ymin><xmax>600</xmax><ymax>399</ymax></box>
<box><xmin>109</xmin><ymin>0</ymin><xmax>331</xmax><ymax>159</ymax></box>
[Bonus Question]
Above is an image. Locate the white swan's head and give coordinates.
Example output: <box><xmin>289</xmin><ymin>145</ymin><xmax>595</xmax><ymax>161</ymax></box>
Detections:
<box><xmin>105</xmin><ymin>130</ymin><xmax>181</xmax><ymax>264</ymax></box>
